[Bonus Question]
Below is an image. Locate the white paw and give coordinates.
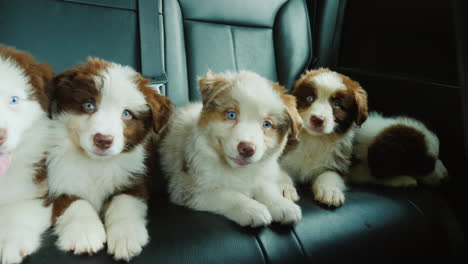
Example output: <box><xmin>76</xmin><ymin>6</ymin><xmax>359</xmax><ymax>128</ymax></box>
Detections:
<box><xmin>268</xmin><ymin>199</ymin><xmax>302</xmax><ymax>225</ymax></box>
<box><xmin>55</xmin><ymin>216</ymin><xmax>106</xmax><ymax>255</ymax></box>
<box><xmin>383</xmin><ymin>175</ymin><xmax>418</xmax><ymax>188</ymax></box>
<box><xmin>313</xmin><ymin>184</ymin><xmax>345</xmax><ymax>207</ymax></box>
<box><xmin>0</xmin><ymin>229</ymin><xmax>40</xmax><ymax>264</ymax></box>
<box><xmin>420</xmin><ymin>160</ymin><xmax>448</xmax><ymax>186</ymax></box>
<box><xmin>281</xmin><ymin>184</ymin><xmax>300</xmax><ymax>202</ymax></box>
<box><xmin>226</xmin><ymin>201</ymin><xmax>272</xmax><ymax>227</ymax></box>
<box><xmin>106</xmin><ymin>221</ymin><xmax>149</xmax><ymax>262</ymax></box>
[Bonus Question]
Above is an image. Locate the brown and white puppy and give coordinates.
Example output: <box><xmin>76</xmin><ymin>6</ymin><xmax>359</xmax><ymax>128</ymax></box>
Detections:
<box><xmin>46</xmin><ymin>58</ymin><xmax>173</xmax><ymax>261</ymax></box>
<box><xmin>0</xmin><ymin>45</ymin><xmax>53</xmax><ymax>264</ymax></box>
<box><xmin>348</xmin><ymin>112</ymin><xmax>448</xmax><ymax>187</ymax></box>
<box><xmin>160</xmin><ymin>71</ymin><xmax>302</xmax><ymax>227</ymax></box>
<box><xmin>281</xmin><ymin>68</ymin><xmax>368</xmax><ymax>207</ymax></box>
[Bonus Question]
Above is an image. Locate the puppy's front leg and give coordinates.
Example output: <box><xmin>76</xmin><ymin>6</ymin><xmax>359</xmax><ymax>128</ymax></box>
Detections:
<box><xmin>312</xmin><ymin>171</ymin><xmax>346</xmax><ymax>207</ymax></box>
<box><xmin>105</xmin><ymin>194</ymin><xmax>149</xmax><ymax>262</ymax></box>
<box><xmin>278</xmin><ymin>169</ymin><xmax>299</xmax><ymax>202</ymax></box>
<box><xmin>53</xmin><ymin>196</ymin><xmax>106</xmax><ymax>255</ymax></box>
<box><xmin>191</xmin><ymin>189</ymin><xmax>272</xmax><ymax>227</ymax></box>
<box><xmin>0</xmin><ymin>199</ymin><xmax>51</xmax><ymax>264</ymax></box>
<box><xmin>254</xmin><ymin>183</ymin><xmax>302</xmax><ymax>225</ymax></box>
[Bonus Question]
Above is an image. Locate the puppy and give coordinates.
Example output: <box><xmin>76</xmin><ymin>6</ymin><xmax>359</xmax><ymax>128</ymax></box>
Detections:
<box><xmin>160</xmin><ymin>71</ymin><xmax>302</xmax><ymax>227</ymax></box>
<box><xmin>46</xmin><ymin>58</ymin><xmax>173</xmax><ymax>261</ymax></box>
<box><xmin>348</xmin><ymin>112</ymin><xmax>448</xmax><ymax>187</ymax></box>
<box><xmin>281</xmin><ymin>69</ymin><xmax>368</xmax><ymax>207</ymax></box>
<box><xmin>0</xmin><ymin>45</ymin><xmax>53</xmax><ymax>264</ymax></box>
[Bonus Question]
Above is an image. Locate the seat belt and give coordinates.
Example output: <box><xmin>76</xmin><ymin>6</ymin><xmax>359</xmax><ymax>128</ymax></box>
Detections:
<box><xmin>137</xmin><ymin>0</ymin><xmax>167</xmax><ymax>95</ymax></box>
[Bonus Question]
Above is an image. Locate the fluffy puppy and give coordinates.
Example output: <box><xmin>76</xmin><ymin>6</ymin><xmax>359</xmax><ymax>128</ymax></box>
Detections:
<box><xmin>46</xmin><ymin>58</ymin><xmax>173</xmax><ymax>261</ymax></box>
<box><xmin>281</xmin><ymin>69</ymin><xmax>368</xmax><ymax>207</ymax></box>
<box><xmin>348</xmin><ymin>112</ymin><xmax>448</xmax><ymax>187</ymax></box>
<box><xmin>0</xmin><ymin>45</ymin><xmax>53</xmax><ymax>264</ymax></box>
<box><xmin>160</xmin><ymin>71</ymin><xmax>302</xmax><ymax>227</ymax></box>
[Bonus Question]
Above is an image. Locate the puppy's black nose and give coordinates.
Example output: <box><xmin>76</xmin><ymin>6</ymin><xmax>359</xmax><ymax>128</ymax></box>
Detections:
<box><xmin>310</xmin><ymin>115</ymin><xmax>325</xmax><ymax>128</ymax></box>
<box><xmin>93</xmin><ymin>133</ymin><xmax>114</xmax><ymax>150</ymax></box>
<box><xmin>0</xmin><ymin>128</ymin><xmax>7</xmax><ymax>145</ymax></box>
<box><xmin>237</xmin><ymin>142</ymin><xmax>256</xmax><ymax>158</ymax></box>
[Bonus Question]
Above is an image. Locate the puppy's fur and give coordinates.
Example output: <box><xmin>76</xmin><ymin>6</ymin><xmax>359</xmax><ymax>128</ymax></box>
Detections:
<box><xmin>46</xmin><ymin>58</ymin><xmax>173</xmax><ymax>261</ymax></box>
<box><xmin>160</xmin><ymin>71</ymin><xmax>302</xmax><ymax>227</ymax></box>
<box><xmin>0</xmin><ymin>45</ymin><xmax>53</xmax><ymax>264</ymax></box>
<box><xmin>281</xmin><ymin>69</ymin><xmax>368</xmax><ymax>207</ymax></box>
<box><xmin>348</xmin><ymin>112</ymin><xmax>448</xmax><ymax>187</ymax></box>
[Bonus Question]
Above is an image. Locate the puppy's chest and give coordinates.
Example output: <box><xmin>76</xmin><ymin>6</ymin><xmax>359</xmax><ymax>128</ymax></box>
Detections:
<box><xmin>282</xmin><ymin>138</ymin><xmax>347</xmax><ymax>181</ymax></box>
<box><xmin>48</xmin><ymin>151</ymin><xmax>145</xmax><ymax>211</ymax></box>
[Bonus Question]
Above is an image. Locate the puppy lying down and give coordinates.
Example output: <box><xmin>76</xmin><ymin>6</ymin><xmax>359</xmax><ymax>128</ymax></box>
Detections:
<box><xmin>160</xmin><ymin>71</ymin><xmax>302</xmax><ymax>227</ymax></box>
<box><xmin>348</xmin><ymin>112</ymin><xmax>448</xmax><ymax>187</ymax></box>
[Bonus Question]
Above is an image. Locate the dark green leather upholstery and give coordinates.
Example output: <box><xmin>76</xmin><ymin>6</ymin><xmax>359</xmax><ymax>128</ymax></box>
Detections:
<box><xmin>163</xmin><ymin>0</ymin><xmax>312</xmax><ymax>105</ymax></box>
<box><xmin>0</xmin><ymin>0</ymin><xmax>466</xmax><ymax>263</ymax></box>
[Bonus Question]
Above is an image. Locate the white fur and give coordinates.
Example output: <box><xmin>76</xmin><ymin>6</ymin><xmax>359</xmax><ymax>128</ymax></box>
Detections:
<box><xmin>348</xmin><ymin>112</ymin><xmax>448</xmax><ymax>187</ymax></box>
<box><xmin>54</xmin><ymin>200</ymin><xmax>106</xmax><ymax>254</ymax></box>
<box><xmin>0</xmin><ymin>54</ymin><xmax>51</xmax><ymax>264</ymax></box>
<box><xmin>48</xmin><ymin>62</ymin><xmax>149</xmax><ymax>259</ymax></box>
<box><xmin>160</xmin><ymin>71</ymin><xmax>301</xmax><ymax>227</ymax></box>
<box><xmin>105</xmin><ymin>194</ymin><xmax>149</xmax><ymax>261</ymax></box>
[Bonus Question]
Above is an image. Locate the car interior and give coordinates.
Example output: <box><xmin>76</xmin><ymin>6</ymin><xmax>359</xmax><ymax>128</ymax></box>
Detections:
<box><xmin>0</xmin><ymin>0</ymin><xmax>467</xmax><ymax>263</ymax></box>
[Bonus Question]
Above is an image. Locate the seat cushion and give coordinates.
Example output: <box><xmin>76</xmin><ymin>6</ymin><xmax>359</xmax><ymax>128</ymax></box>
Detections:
<box><xmin>27</xmin><ymin>187</ymin><xmax>465</xmax><ymax>264</ymax></box>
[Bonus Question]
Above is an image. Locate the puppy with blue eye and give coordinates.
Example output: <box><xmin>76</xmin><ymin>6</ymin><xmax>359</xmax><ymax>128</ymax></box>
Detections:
<box><xmin>281</xmin><ymin>69</ymin><xmax>368</xmax><ymax>207</ymax></box>
<box><xmin>160</xmin><ymin>70</ymin><xmax>302</xmax><ymax>227</ymax></box>
<box><xmin>46</xmin><ymin>58</ymin><xmax>173</xmax><ymax>261</ymax></box>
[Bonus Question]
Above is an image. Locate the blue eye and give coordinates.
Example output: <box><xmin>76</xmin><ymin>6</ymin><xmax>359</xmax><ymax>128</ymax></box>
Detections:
<box><xmin>122</xmin><ymin>110</ymin><xmax>133</xmax><ymax>119</ymax></box>
<box><xmin>332</xmin><ymin>100</ymin><xmax>341</xmax><ymax>108</ymax></box>
<box><xmin>226</xmin><ymin>111</ymin><xmax>237</xmax><ymax>120</ymax></box>
<box><xmin>306</xmin><ymin>95</ymin><xmax>314</xmax><ymax>102</ymax></box>
<box><xmin>9</xmin><ymin>96</ymin><xmax>20</xmax><ymax>105</ymax></box>
<box><xmin>82</xmin><ymin>102</ymin><xmax>95</xmax><ymax>113</ymax></box>
<box><xmin>263</xmin><ymin>120</ymin><xmax>272</xmax><ymax>129</ymax></box>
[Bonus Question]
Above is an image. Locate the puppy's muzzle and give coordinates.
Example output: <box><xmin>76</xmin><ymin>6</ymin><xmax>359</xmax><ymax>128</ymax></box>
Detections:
<box><xmin>237</xmin><ymin>142</ymin><xmax>256</xmax><ymax>158</ymax></box>
<box><xmin>93</xmin><ymin>133</ymin><xmax>114</xmax><ymax>150</ymax></box>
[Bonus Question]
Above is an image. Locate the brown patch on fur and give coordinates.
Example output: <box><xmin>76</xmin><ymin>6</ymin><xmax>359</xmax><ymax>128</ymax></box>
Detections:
<box><xmin>368</xmin><ymin>124</ymin><xmax>436</xmax><ymax>178</ymax></box>
<box><xmin>48</xmin><ymin>195</ymin><xmax>81</xmax><ymax>224</ymax></box>
<box><xmin>198</xmin><ymin>97</ymin><xmax>240</xmax><ymax>128</ymax></box>
<box><xmin>115</xmin><ymin>174</ymin><xmax>149</xmax><ymax>201</ymax></box>
<box><xmin>0</xmin><ymin>45</ymin><xmax>54</xmax><ymax>111</ymax></box>
<box><xmin>198</xmin><ymin>70</ymin><xmax>232</xmax><ymax>105</ymax></box>
<box><xmin>331</xmin><ymin>89</ymin><xmax>359</xmax><ymax>133</ymax></box>
<box><xmin>33</xmin><ymin>158</ymin><xmax>47</xmax><ymax>185</ymax></box>
<box><xmin>339</xmin><ymin>74</ymin><xmax>368</xmax><ymax>126</ymax></box>
<box><xmin>292</xmin><ymin>68</ymin><xmax>330</xmax><ymax>111</ymax></box>
<box><xmin>136</xmin><ymin>74</ymin><xmax>174</xmax><ymax>134</ymax></box>
<box><xmin>48</xmin><ymin>57</ymin><xmax>109</xmax><ymax>115</ymax></box>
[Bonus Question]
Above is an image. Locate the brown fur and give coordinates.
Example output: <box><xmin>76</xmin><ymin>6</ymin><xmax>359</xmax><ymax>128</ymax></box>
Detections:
<box><xmin>33</xmin><ymin>158</ymin><xmax>47</xmax><ymax>185</ymax></box>
<box><xmin>0</xmin><ymin>45</ymin><xmax>54</xmax><ymax>112</ymax></box>
<box><xmin>135</xmin><ymin>75</ymin><xmax>174</xmax><ymax>134</ymax></box>
<box><xmin>340</xmin><ymin>74</ymin><xmax>368</xmax><ymax>126</ymax></box>
<box><xmin>48</xmin><ymin>57</ymin><xmax>108</xmax><ymax>115</ymax></box>
<box><xmin>198</xmin><ymin>70</ymin><xmax>232</xmax><ymax>105</ymax></box>
<box><xmin>368</xmin><ymin>124</ymin><xmax>436</xmax><ymax>178</ymax></box>
<box><xmin>49</xmin><ymin>195</ymin><xmax>81</xmax><ymax>224</ymax></box>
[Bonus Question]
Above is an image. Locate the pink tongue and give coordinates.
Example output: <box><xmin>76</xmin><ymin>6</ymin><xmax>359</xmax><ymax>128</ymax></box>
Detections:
<box><xmin>0</xmin><ymin>153</ymin><xmax>12</xmax><ymax>176</ymax></box>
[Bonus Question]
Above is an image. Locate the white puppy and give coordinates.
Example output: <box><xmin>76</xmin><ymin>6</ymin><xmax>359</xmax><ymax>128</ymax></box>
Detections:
<box><xmin>160</xmin><ymin>71</ymin><xmax>302</xmax><ymax>227</ymax></box>
<box><xmin>348</xmin><ymin>112</ymin><xmax>448</xmax><ymax>187</ymax></box>
<box><xmin>281</xmin><ymin>69</ymin><xmax>368</xmax><ymax>207</ymax></box>
<box><xmin>0</xmin><ymin>45</ymin><xmax>53</xmax><ymax>264</ymax></box>
<box><xmin>46</xmin><ymin>58</ymin><xmax>173</xmax><ymax>261</ymax></box>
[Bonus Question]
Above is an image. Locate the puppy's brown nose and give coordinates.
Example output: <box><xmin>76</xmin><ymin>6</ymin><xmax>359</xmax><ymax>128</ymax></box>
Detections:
<box><xmin>237</xmin><ymin>142</ymin><xmax>256</xmax><ymax>158</ymax></box>
<box><xmin>0</xmin><ymin>128</ymin><xmax>7</xmax><ymax>145</ymax></box>
<box><xmin>310</xmin><ymin>115</ymin><xmax>325</xmax><ymax>128</ymax></box>
<box><xmin>93</xmin><ymin>133</ymin><xmax>114</xmax><ymax>150</ymax></box>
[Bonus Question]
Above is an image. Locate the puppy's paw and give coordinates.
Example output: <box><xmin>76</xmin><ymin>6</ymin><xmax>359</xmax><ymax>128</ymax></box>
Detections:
<box><xmin>226</xmin><ymin>201</ymin><xmax>272</xmax><ymax>228</ymax></box>
<box><xmin>313</xmin><ymin>184</ymin><xmax>345</xmax><ymax>207</ymax></box>
<box><xmin>55</xmin><ymin>217</ymin><xmax>106</xmax><ymax>255</ymax></box>
<box><xmin>281</xmin><ymin>183</ymin><xmax>299</xmax><ymax>202</ymax></box>
<box><xmin>0</xmin><ymin>229</ymin><xmax>40</xmax><ymax>264</ymax></box>
<box><xmin>420</xmin><ymin>160</ymin><xmax>448</xmax><ymax>186</ymax></box>
<box><xmin>106</xmin><ymin>221</ymin><xmax>149</xmax><ymax>262</ymax></box>
<box><xmin>383</xmin><ymin>175</ymin><xmax>418</xmax><ymax>188</ymax></box>
<box><xmin>268</xmin><ymin>199</ymin><xmax>302</xmax><ymax>225</ymax></box>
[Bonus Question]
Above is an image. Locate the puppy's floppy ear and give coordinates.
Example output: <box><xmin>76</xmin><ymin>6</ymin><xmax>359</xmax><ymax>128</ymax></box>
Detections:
<box><xmin>273</xmin><ymin>82</ymin><xmax>303</xmax><ymax>138</ymax></box>
<box><xmin>198</xmin><ymin>70</ymin><xmax>230</xmax><ymax>105</ymax></box>
<box><xmin>352</xmin><ymin>83</ymin><xmax>368</xmax><ymax>126</ymax></box>
<box><xmin>136</xmin><ymin>75</ymin><xmax>174</xmax><ymax>134</ymax></box>
<box><xmin>29</xmin><ymin>62</ymin><xmax>54</xmax><ymax>112</ymax></box>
